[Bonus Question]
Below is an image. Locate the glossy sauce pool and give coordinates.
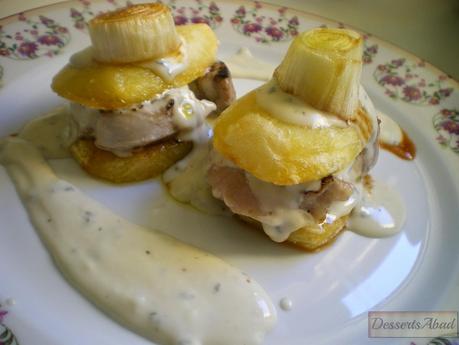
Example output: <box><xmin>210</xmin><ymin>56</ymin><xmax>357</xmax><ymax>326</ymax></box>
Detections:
<box><xmin>0</xmin><ymin>137</ymin><xmax>276</xmax><ymax>345</ymax></box>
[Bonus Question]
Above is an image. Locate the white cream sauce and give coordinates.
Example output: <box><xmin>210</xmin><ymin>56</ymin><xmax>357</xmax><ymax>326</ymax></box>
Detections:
<box><xmin>279</xmin><ymin>297</ymin><xmax>293</xmax><ymax>311</ymax></box>
<box><xmin>168</xmin><ymin>87</ymin><xmax>216</xmax><ymax>135</ymax></box>
<box><xmin>256</xmin><ymin>79</ymin><xmax>347</xmax><ymax>128</ymax></box>
<box><xmin>0</xmin><ymin>137</ymin><xmax>277</xmax><ymax>345</ymax></box>
<box><xmin>378</xmin><ymin>111</ymin><xmax>403</xmax><ymax>146</ymax></box>
<box><xmin>245</xmin><ymin>172</ymin><xmax>320</xmax><ymax>242</ymax></box>
<box><xmin>137</xmin><ymin>39</ymin><xmax>188</xmax><ymax>82</ymax></box>
<box><xmin>18</xmin><ymin>106</ymin><xmax>72</xmax><ymax>159</ymax></box>
<box><xmin>259</xmin><ymin>209</ymin><xmax>316</xmax><ymax>243</ymax></box>
<box><xmin>163</xmin><ymin>138</ymin><xmax>227</xmax><ymax>215</ymax></box>
<box><xmin>325</xmin><ymin>187</ymin><xmax>360</xmax><ymax>224</ymax></box>
<box><xmin>246</xmin><ymin>172</ymin><xmax>321</xmax><ymax>211</ymax></box>
<box><xmin>225</xmin><ymin>48</ymin><xmax>276</xmax><ymax>81</ymax></box>
<box><xmin>347</xmin><ymin>180</ymin><xmax>405</xmax><ymax>237</ymax></box>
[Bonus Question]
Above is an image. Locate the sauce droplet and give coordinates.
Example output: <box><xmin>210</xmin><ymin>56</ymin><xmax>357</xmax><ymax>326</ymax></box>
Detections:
<box><xmin>279</xmin><ymin>297</ymin><xmax>293</xmax><ymax>311</ymax></box>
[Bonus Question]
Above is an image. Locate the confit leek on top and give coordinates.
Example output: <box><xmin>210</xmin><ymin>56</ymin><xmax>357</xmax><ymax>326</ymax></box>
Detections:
<box><xmin>88</xmin><ymin>3</ymin><xmax>181</xmax><ymax>64</ymax></box>
<box><xmin>274</xmin><ymin>28</ymin><xmax>363</xmax><ymax>120</ymax></box>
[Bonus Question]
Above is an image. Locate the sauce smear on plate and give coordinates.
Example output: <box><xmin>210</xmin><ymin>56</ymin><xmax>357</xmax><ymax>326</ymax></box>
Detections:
<box><xmin>0</xmin><ymin>138</ymin><xmax>276</xmax><ymax>345</ymax></box>
<box><xmin>380</xmin><ymin>130</ymin><xmax>416</xmax><ymax>160</ymax></box>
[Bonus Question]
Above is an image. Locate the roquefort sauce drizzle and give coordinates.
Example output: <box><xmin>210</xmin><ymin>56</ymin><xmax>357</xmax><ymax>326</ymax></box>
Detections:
<box><xmin>18</xmin><ymin>106</ymin><xmax>72</xmax><ymax>159</ymax></box>
<box><xmin>224</xmin><ymin>48</ymin><xmax>276</xmax><ymax>81</ymax></box>
<box><xmin>256</xmin><ymin>79</ymin><xmax>347</xmax><ymax>128</ymax></box>
<box><xmin>0</xmin><ymin>138</ymin><xmax>277</xmax><ymax>345</ymax></box>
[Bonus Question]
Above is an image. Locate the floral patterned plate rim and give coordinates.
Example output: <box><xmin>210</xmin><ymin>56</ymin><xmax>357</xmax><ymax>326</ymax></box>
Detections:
<box><xmin>1</xmin><ymin>0</ymin><xmax>458</xmax><ymax>84</ymax></box>
<box><xmin>0</xmin><ymin>1</ymin><xmax>458</xmax><ymax>345</ymax></box>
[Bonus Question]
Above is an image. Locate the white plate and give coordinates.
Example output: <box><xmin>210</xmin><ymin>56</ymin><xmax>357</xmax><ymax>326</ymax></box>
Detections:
<box><xmin>1</xmin><ymin>1</ymin><xmax>459</xmax><ymax>344</ymax></box>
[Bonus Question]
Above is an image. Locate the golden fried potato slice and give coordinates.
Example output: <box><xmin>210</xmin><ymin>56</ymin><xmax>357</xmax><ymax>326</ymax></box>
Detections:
<box><xmin>70</xmin><ymin>139</ymin><xmax>192</xmax><ymax>183</ymax></box>
<box><xmin>213</xmin><ymin>90</ymin><xmax>364</xmax><ymax>185</ymax></box>
<box><xmin>287</xmin><ymin>216</ymin><xmax>348</xmax><ymax>251</ymax></box>
<box><xmin>52</xmin><ymin>24</ymin><xmax>218</xmax><ymax>109</ymax></box>
<box><xmin>240</xmin><ymin>215</ymin><xmax>347</xmax><ymax>251</ymax></box>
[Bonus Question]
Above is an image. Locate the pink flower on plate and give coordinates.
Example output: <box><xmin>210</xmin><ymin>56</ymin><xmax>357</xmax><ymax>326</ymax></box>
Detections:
<box><xmin>17</xmin><ymin>41</ymin><xmax>38</xmax><ymax>57</ymax></box>
<box><xmin>0</xmin><ymin>48</ymin><xmax>10</xmax><ymax>57</ymax></box>
<box><xmin>265</xmin><ymin>26</ymin><xmax>284</xmax><ymax>40</ymax></box>
<box><xmin>209</xmin><ymin>2</ymin><xmax>219</xmax><ymax>13</ymax></box>
<box><xmin>18</xmin><ymin>13</ymin><xmax>26</xmax><ymax>21</ymax></box>
<box><xmin>436</xmin><ymin>134</ymin><xmax>448</xmax><ymax>145</ymax></box>
<box><xmin>439</xmin><ymin>74</ymin><xmax>448</xmax><ymax>81</ymax></box>
<box><xmin>366</xmin><ymin>45</ymin><xmax>377</xmax><ymax>54</ymax></box>
<box><xmin>235</xmin><ymin>6</ymin><xmax>246</xmax><ymax>16</ymax></box>
<box><xmin>402</xmin><ymin>85</ymin><xmax>422</xmax><ymax>101</ymax></box>
<box><xmin>75</xmin><ymin>20</ymin><xmax>85</xmax><ymax>30</ymax></box>
<box><xmin>417</xmin><ymin>79</ymin><xmax>426</xmax><ymax>87</ymax></box>
<box><xmin>0</xmin><ymin>310</ymin><xmax>7</xmax><ymax>323</ymax></box>
<box><xmin>391</xmin><ymin>58</ymin><xmax>405</xmax><ymax>67</ymax></box>
<box><xmin>174</xmin><ymin>15</ymin><xmax>188</xmax><ymax>26</ymax></box>
<box><xmin>39</xmin><ymin>15</ymin><xmax>55</xmax><ymax>26</ymax></box>
<box><xmin>442</xmin><ymin>120</ymin><xmax>459</xmax><ymax>135</ymax></box>
<box><xmin>38</xmin><ymin>34</ymin><xmax>62</xmax><ymax>46</ymax></box>
<box><xmin>441</xmin><ymin>109</ymin><xmax>454</xmax><ymax>116</ymax></box>
<box><xmin>288</xmin><ymin>16</ymin><xmax>299</xmax><ymax>26</ymax></box>
<box><xmin>191</xmin><ymin>17</ymin><xmax>209</xmax><ymax>25</ymax></box>
<box><xmin>243</xmin><ymin>22</ymin><xmax>262</xmax><ymax>34</ymax></box>
<box><xmin>381</xmin><ymin>75</ymin><xmax>405</xmax><ymax>86</ymax></box>
<box><xmin>429</xmin><ymin>97</ymin><xmax>439</xmax><ymax>105</ymax></box>
<box><xmin>231</xmin><ymin>18</ymin><xmax>240</xmax><ymax>24</ymax></box>
<box><xmin>70</xmin><ymin>8</ymin><xmax>81</xmax><ymax>18</ymax></box>
<box><xmin>439</xmin><ymin>88</ymin><xmax>453</xmax><ymax>97</ymax></box>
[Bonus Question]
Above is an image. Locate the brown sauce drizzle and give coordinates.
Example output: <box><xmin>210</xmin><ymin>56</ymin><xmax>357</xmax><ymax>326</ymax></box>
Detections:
<box><xmin>380</xmin><ymin>130</ymin><xmax>416</xmax><ymax>160</ymax></box>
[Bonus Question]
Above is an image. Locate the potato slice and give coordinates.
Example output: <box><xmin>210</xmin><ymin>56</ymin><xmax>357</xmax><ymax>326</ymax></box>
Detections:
<box><xmin>213</xmin><ymin>90</ymin><xmax>363</xmax><ymax>185</ymax></box>
<box><xmin>240</xmin><ymin>215</ymin><xmax>347</xmax><ymax>251</ymax></box>
<box><xmin>52</xmin><ymin>24</ymin><xmax>218</xmax><ymax>109</ymax></box>
<box><xmin>70</xmin><ymin>139</ymin><xmax>192</xmax><ymax>183</ymax></box>
<box><xmin>287</xmin><ymin>216</ymin><xmax>348</xmax><ymax>251</ymax></box>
